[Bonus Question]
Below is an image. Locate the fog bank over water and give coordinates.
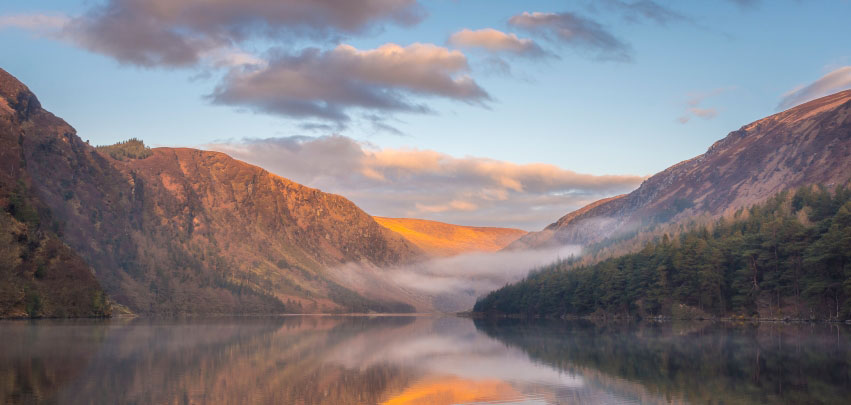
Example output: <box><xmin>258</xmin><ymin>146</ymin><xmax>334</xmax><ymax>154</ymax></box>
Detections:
<box><xmin>333</xmin><ymin>245</ymin><xmax>581</xmax><ymax>312</ymax></box>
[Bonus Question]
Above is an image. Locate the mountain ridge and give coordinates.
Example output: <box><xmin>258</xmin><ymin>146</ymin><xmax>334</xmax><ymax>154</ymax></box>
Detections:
<box><xmin>0</xmin><ymin>67</ymin><xmax>424</xmax><ymax>315</ymax></box>
<box><xmin>0</xmin><ymin>68</ymin><xmax>110</xmax><ymax>317</ymax></box>
<box><xmin>510</xmin><ymin>89</ymin><xmax>851</xmax><ymax>250</ymax></box>
<box><xmin>374</xmin><ymin>217</ymin><xmax>526</xmax><ymax>257</ymax></box>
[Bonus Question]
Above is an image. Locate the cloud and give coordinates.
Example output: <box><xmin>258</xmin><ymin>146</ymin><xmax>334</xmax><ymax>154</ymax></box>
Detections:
<box><xmin>323</xmin><ymin>316</ymin><xmax>588</xmax><ymax>391</ymax></box>
<box><xmin>416</xmin><ymin>200</ymin><xmax>478</xmax><ymax>213</ymax></box>
<box><xmin>447</xmin><ymin>28</ymin><xmax>548</xmax><ymax>58</ymax></box>
<box><xmin>61</xmin><ymin>0</ymin><xmax>424</xmax><ymax>67</ymax></box>
<box><xmin>204</xmin><ymin>135</ymin><xmax>644</xmax><ymax>230</ymax></box>
<box><xmin>333</xmin><ymin>245</ymin><xmax>579</xmax><ymax>311</ymax></box>
<box><xmin>688</xmin><ymin>107</ymin><xmax>717</xmax><ymax>119</ymax></box>
<box><xmin>209</xmin><ymin>43</ymin><xmax>489</xmax><ymax>123</ymax></box>
<box><xmin>598</xmin><ymin>0</ymin><xmax>688</xmax><ymax>25</ymax></box>
<box><xmin>777</xmin><ymin>66</ymin><xmax>851</xmax><ymax>110</ymax></box>
<box><xmin>678</xmin><ymin>87</ymin><xmax>732</xmax><ymax>124</ymax></box>
<box><xmin>0</xmin><ymin>13</ymin><xmax>69</xmax><ymax>31</ymax></box>
<box><xmin>7</xmin><ymin>3</ymin><xmax>486</xmax><ymax>129</ymax></box>
<box><xmin>508</xmin><ymin>11</ymin><xmax>632</xmax><ymax>62</ymax></box>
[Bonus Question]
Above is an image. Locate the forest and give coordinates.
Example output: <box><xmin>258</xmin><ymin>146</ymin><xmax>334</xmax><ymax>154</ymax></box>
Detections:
<box><xmin>95</xmin><ymin>138</ymin><xmax>153</xmax><ymax>161</ymax></box>
<box><xmin>474</xmin><ymin>184</ymin><xmax>851</xmax><ymax>320</ymax></box>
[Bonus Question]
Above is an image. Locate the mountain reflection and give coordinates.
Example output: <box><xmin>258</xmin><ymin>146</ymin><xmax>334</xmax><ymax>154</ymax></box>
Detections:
<box><xmin>1</xmin><ymin>317</ymin><xmax>849</xmax><ymax>404</ymax></box>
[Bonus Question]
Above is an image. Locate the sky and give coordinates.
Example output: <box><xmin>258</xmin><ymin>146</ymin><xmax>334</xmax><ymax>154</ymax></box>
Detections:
<box><xmin>1</xmin><ymin>0</ymin><xmax>850</xmax><ymax>230</ymax></box>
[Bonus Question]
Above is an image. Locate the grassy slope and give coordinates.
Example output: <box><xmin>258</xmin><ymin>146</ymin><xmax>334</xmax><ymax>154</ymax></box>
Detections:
<box><xmin>374</xmin><ymin>217</ymin><xmax>527</xmax><ymax>257</ymax></box>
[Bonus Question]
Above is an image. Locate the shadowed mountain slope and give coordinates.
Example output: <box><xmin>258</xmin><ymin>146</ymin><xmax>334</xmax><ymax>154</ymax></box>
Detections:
<box><xmin>0</xmin><ymin>68</ymin><xmax>423</xmax><ymax>315</ymax></box>
<box><xmin>510</xmin><ymin>90</ymin><xmax>851</xmax><ymax>250</ymax></box>
<box><xmin>0</xmin><ymin>72</ymin><xmax>110</xmax><ymax>318</ymax></box>
<box><xmin>374</xmin><ymin>217</ymin><xmax>526</xmax><ymax>257</ymax></box>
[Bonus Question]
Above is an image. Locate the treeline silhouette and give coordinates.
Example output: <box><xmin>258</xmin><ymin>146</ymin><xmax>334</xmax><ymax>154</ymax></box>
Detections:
<box><xmin>95</xmin><ymin>138</ymin><xmax>153</xmax><ymax>161</ymax></box>
<box><xmin>475</xmin><ymin>184</ymin><xmax>851</xmax><ymax>320</ymax></box>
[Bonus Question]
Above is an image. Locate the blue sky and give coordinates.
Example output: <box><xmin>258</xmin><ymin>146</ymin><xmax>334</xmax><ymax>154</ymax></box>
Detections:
<box><xmin>1</xmin><ymin>0</ymin><xmax>850</xmax><ymax>229</ymax></box>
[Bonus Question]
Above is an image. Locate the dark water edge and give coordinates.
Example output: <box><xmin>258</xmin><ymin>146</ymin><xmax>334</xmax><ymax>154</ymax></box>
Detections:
<box><xmin>462</xmin><ymin>310</ymin><xmax>851</xmax><ymax>324</ymax></box>
<box><xmin>476</xmin><ymin>318</ymin><xmax>851</xmax><ymax>404</ymax></box>
<box><xmin>1</xmin><ymin>315</ymin><xmax>849</xmax><ymax>404</ymax></box>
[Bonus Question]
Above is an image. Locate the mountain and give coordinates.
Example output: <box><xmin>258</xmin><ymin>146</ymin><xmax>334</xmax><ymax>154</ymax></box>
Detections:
<box><xmin>0</xmin><ymin>68</ymin><xmax>424</xmax><ymax>316</ymax></box>
<box><xmin>510</xmin><ymin>90</ymin><xmax>851</xmax><ymax>250</ymax></box>
<box><xmin>373</xmin><ymin>217</ymin><xmax>526</xmax><ymax>257</ymax></box>
<box><xmin>475</xmin><ymin>184</ymin><xmax>851</xmax><ymax>319</ymax></box>
<box><xmin>0</xmin><ymin>73</ymin><xmax>110</xmax><ymax>318</ymax></box>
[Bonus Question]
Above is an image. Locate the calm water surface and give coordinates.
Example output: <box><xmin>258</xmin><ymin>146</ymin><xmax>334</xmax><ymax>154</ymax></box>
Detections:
<box><xmin>1</xmin><ymin>316</ymin><xmax>849</xmax><ymax>404</ymax></box>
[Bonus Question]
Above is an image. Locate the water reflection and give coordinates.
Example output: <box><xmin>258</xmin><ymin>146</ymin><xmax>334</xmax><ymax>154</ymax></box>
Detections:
<box><xmin>0</xmin><ymin>316</ymin><xmax>849</xmax><ymax>404</ymax></box>
<box><xmin>476</xmin><ymin>319</ymin><xmax>851</xmax><ymax>405</ymax></box>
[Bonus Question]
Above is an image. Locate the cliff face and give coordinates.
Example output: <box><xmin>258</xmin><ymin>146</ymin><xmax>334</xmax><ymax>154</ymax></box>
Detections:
<box><xmin>0</xmin><ymin>68</ymin><xmax>423</xmax><ymax>315</ymax></box>
<box><xmin>0</xmin><ymin>69</ymin><xmax>109</xmax><ymax>318</ymax></box>
<box><xmin>374</xmin><ymin>217</ymin><xmax>526</xmax><ymax>257</ymax></box>
<box><xmin>511</xmin><ymin>90</ymin><xmax>851</xmax><ymax>250</ymax></box>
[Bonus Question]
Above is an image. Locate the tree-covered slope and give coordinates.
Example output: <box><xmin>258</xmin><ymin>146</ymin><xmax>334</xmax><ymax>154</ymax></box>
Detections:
<box><xmin>475</xmin><ymin>185</ymin><xmax>851</xmax><ymax>320</ymax></box>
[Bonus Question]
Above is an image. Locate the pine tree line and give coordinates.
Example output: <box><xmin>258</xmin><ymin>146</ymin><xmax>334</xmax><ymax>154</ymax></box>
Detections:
<box><xmin>95</xmin><ymin>138</ymin><xmax>153</xmax><ymax>161</ymax></box>
<box><xmin>474</xmin><ymin>184</ymin><xmax>851</xmax><ymax>320</ymax></box>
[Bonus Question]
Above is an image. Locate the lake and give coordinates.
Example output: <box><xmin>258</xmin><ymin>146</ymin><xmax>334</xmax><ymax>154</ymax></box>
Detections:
<box><xmin>1</xmin><ymin>316</ymin><xmax>849</xmax><ymax>404</ymax></box>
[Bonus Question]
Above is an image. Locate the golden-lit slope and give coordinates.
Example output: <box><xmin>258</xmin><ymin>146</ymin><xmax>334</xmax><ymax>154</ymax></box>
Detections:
<box><xmin>374</xmin><ymin>217</ymin><xmax>527</xmax><ymax>257</ymax></box>
<box><xmin>0</xmin><ymin>67</ymin><xmax>423</xmax><ymax>315</ymax></box>
<box><xmin>383</xmin><ymin>377</ymin><xmax>520</xmax><ymax>405</ymax></box>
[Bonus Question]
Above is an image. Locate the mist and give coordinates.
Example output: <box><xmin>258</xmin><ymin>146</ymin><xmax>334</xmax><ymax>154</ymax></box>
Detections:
<box><xmin>331</xmin><ymin>244</ymin><xmax>581</xmax><ymax>312</ymax></box>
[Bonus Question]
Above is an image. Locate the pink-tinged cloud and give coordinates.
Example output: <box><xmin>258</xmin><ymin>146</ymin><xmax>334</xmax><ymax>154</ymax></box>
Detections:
<box><xmin>448</xmin><ymin>28</ymin><xmax>547</xmax><ymax>58</ymax></box>
<box><xmin>508</xmin><ymin>11</ymin><xmax>632</xmax><ymax>62</ymax></box>
<box><xmin>63</xmin><ymin>0</ymin><xmax>424</xmax><ymax>67</ymax></box>
<box><xmin>205</xmin><ymin>135</ymin><xmax>645</xmax><ymax>230</ymax></box>
<box><xmin>0</xmin><ymin>13</ymin><xmax>69</xmax><ymax>30</ymax></box>
<box><xmin>678</xmin><ymin>87</ymin><xmax>731</xmax><ymax>124</ymax></box>
<box><xmin>778</xmin><ymin>66</ymin><xmax>851</xmax><ymax>110</ymax></box>
<box><xmin>689</xmin><ymin>107</ymin><xmax>717</xmax><ymax>119</ymax></box>
<box><xmin>210</xmin><ymin>43</ymin><xmax>490</xmax><ymax>123</ymax></box>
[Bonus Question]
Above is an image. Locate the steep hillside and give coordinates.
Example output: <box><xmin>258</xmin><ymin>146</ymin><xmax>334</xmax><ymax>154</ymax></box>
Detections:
<box><xmin>0</xmin><ymin>68</ymin><xmax>423</xmax><ymax>315</ymax></box>
<box><xmin>476</xmin><ymin>185</ymin><xmax>851</xmax><ymax>320</ymax></box>
<box><xmin>374</xmin><ymin>217</ymin><xmax>526</xmax><ymax>257</ymax></box>
<box><xmin>511</xmin><ymin>90</ymin><xmax>851</xmax><ymax>250</ymax></box>
<box><xmin>0</xmin><ymin>69</ymin><xmax>110</xmax><ymax>318</ymax></box>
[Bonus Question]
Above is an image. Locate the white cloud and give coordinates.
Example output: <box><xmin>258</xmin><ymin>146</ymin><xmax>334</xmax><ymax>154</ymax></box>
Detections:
<box><xmin>778</xmin><ymin>66</ymin><xmax>851</xmax><ymax>110</ymax></box>
<box><xmin>205</xmin><ymin>135</ymin><xmax>644</xmax><ymax>230</ymax></box>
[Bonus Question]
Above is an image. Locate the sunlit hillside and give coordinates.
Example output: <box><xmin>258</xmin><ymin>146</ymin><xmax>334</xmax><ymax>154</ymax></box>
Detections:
<box><xmin>374</xmin><ymin>217</ymin><xmax>527</xmax><ymax>257</ymax></box>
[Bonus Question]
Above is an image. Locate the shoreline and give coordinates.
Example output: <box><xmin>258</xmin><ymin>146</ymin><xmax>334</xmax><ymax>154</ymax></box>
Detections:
<box><xmin>459</xmin><ymin>311</ymin><xmax>851</xmax><ymax>324</ymax></box>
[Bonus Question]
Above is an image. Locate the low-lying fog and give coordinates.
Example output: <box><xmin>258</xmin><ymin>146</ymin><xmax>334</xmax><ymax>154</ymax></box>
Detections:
<box><xmin>332</xmin><ymin>245</ymin><xmax>581</xmax><ymax>312</ymax></box>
